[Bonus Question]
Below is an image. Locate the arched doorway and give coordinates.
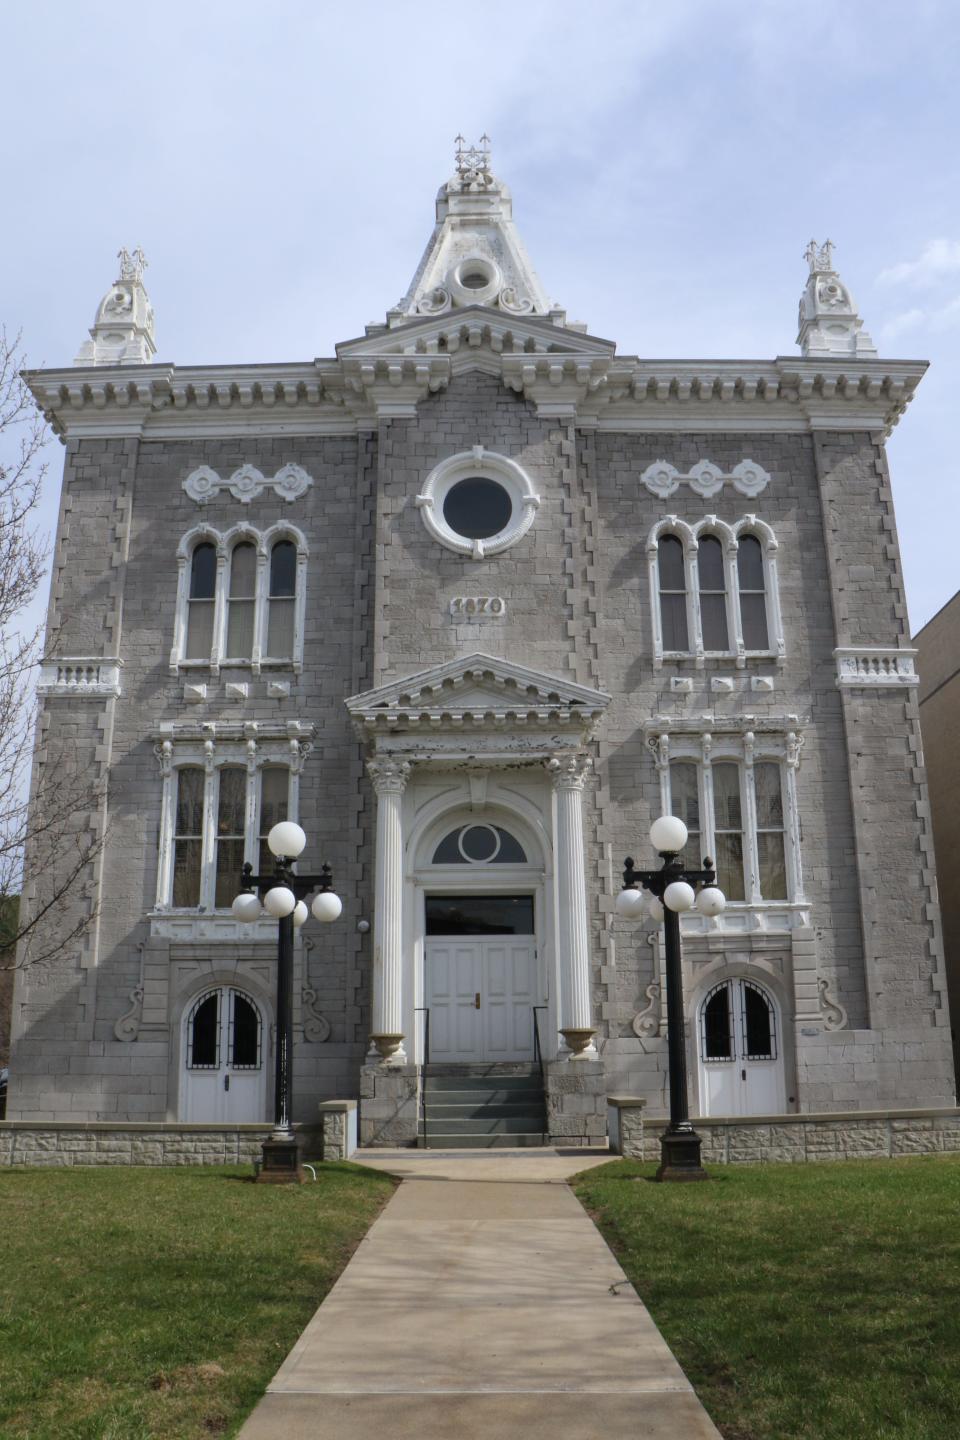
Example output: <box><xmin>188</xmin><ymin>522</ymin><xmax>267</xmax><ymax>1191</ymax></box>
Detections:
<box><xmin>181</xmin><ymin>986</ymin><xmax>267</xmax><ymax>1122</ymax></box>
<box><xmin>419</xmin><ymin>819</ymin><xmax>544</xmax><ymax>1063</ymax></box>
<box><xmin>698</xmin><ymin>977</ymin><xmax>785</xmax><ymax>1116</ymax></box>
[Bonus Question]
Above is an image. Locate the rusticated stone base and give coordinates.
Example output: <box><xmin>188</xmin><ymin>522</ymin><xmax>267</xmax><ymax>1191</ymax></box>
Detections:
<box><xmin>544</xmin><ymin>1060</ymin><xmax>608</xmax><ymax>1146</ymax></box>
<box><xmin>359</xmin><ymin>1063</ymin><xmax>419</xmax><ymax>1147</ymax></box>
<box><xmin>318</xmin><ymin>1100</ymin><xmax>358</xmax><ymax>1160</ymax></box>
<box><xmin>621</xmin><ymin>1107</ymin><xmax>960</xmax><ymax>1164</ymax></box>
<box><xmin>0</xmin><ymin>1121</ymin><xmax>323</xmax><ymax>1168</ymax></box>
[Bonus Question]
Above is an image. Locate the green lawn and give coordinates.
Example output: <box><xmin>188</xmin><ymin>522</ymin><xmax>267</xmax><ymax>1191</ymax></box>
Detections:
<box><xmin>573</xmin><ymin>1155</ymin><xmax>960</xmax><ymax>1440</ymax></box>
<box><xmin>0</xmin><ymin>1163</ymin><xmax>396</xmax><ymax>1439</ymax></box>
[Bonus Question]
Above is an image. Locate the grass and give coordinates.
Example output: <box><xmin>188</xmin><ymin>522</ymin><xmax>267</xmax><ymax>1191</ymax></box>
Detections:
<box><xmin>573</xmin><ymin>1155</ymin><xmax>960</xmax><ymax>1440</ymax></box>
<box><xmin>0</xmin><ymin>1162</ymin><xmax>396</xmax><ymax>1439</ymax></box>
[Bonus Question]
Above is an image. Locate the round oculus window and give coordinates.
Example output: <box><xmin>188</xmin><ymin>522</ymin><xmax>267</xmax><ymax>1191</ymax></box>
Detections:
<box><xmin>442</xmin><ymin>477</ymin><xmax>513</xmax><ymax>540</ymax></box>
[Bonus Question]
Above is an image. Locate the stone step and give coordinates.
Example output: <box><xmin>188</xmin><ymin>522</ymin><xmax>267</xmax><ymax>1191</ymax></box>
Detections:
<box><xmin>422</xmin><ymin>1063</ymin><xmax>540</xmax><ymax>1078</ymax></box>
<box><xmin>424</xmin><ymin>1074</ymin><xmax>544</xmax><ymax>1094</ymax></box>
<box><xmin>421</xmin><ymin>1113</ymin><xmax>547</xmax><ymax>1135</ymax></box>
<box><xmin>424</xmin><ymin>1093</ymin><xmax>546</xmax><ymax>1112</ymax></box>
<box><xmin>417</xmin><ymin>1131</ymin><xmax>550</xmax><ymax>1149</ymax></box>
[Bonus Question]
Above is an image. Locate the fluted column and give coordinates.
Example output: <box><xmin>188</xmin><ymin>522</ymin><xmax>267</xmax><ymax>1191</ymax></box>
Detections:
<box><xmin>367</xmin><ymin>757</ymin><xmax>411</xmax><ymax>1063</ymax></box>
<box><xmin>547</xmin><ymin>753</ymin><xmax>597</xmax><ymax>1059</ymax></box>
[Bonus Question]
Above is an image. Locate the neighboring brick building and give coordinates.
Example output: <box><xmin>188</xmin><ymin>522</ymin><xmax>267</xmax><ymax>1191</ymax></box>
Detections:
<box><xmin>915</xmin><ymin>590</ymin><xmax>960</xmax><ymax>1080</ymax></box>
<box><xmin>7</xmin><ymin>141</ymin><xmax>954</xmax><ymax>1145</ymax></box>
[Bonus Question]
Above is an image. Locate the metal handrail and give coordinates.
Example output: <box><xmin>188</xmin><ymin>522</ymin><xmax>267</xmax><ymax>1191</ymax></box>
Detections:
<box><xmin>414</xmin><ymin>1006</ymin><xmax>430</xmax><ymax>1148</ymax></box>
<box><xmin>532</xmin><ymin>1006</ymin><xmax>548</xmax><ymax>1139</ymax></box>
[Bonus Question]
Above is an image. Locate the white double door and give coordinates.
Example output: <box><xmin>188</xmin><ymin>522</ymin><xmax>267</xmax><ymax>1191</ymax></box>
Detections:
<box><xmin>181</xmin><ymin>987</ymin><xmax>268</xmax><ymax>1123</ymax></box>
<box><xmin>425</xmin><ymin>938</ymin><xmax>539</xmax><ymax>1062</ymax></box>
<box><xmin>699</xmin><ymin>977</ymin><xmax>785</xmax><ymax>1117</ymax></box>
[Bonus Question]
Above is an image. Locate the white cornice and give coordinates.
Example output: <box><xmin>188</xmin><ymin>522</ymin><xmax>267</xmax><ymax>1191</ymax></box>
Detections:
<box><xmin>25</xmin><ymin>349</ymin><xmax>927</xmax><ymax>441</ymax></box>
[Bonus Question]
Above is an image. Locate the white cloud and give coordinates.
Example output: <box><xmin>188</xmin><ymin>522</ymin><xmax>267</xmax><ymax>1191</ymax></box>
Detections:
<box><xmin>882</xmin><ymin>308</ymin><xmax>926</xmax><ymax>339</ymax></box>
<box><xmin>931</xmin><ymin>294</ymin><xmax>960</xmax><ymax>331</ymax></box>
<box><xmin>877</xmin><ymin>239</ymin><xmax>960</xmax><ymax>288</ymax></box>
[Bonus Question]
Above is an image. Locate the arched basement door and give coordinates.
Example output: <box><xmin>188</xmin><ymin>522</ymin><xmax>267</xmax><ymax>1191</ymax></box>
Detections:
<box><xmin>181</xmin><ymin>987</ymin><xmax>267</xmax><ymax>1122</ymax></box>
<box><xmin>698</xmin><ymin>978</ymin><xmax>785</xmax><ymax>1116</ymax></box>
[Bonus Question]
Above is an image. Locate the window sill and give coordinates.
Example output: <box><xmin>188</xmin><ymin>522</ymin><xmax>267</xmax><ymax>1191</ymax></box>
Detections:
<box><xmin>148</xmin><ymin>911</ymin><xmax>280</xmax><ymax>941</ymax></box>
<box><xmin>678</xmin><ymin>902</ymin><xmax>810</xmax><ymax>936</ymax></box>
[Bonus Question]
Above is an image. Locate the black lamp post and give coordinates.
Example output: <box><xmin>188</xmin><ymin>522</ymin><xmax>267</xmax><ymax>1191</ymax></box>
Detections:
<box><xmin>616</xmin><ymin>815</ymin><xmax>726</xmax><ymax>1182</ymax></box>
<box><xmin>232</xmin><ymin>820</ymin><xmax>341</xmax><ymax>1184</ymax></box>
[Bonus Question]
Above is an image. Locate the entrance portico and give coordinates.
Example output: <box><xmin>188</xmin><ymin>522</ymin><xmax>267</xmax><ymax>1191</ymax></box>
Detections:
<box><xmin>346</xmin><ymin>654</ymin><xmax>611</xmax><ymax>1075</ymax></box>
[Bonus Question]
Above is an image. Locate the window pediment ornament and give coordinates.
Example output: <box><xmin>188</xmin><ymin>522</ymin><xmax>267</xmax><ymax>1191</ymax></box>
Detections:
<box><xmin>640</xmin><ymin>458</ymin><xmax>771</xmax><ymax>500</ymax></box>
<box><xmin>416</xmin><ymin>447</ymin><xmax>540</xmax><ymax>559</ymax></box>
<box><xmin>183</xmin><ymin>463</ymin><xmax>313</xmax><ymax>505</ymax></box>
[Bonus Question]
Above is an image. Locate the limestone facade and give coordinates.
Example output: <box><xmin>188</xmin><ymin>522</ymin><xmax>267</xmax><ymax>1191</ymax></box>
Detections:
<box><xmin>7</xmin><ymin>147</ymin><xmax>954</xmax><ymax>1139</ymax></box>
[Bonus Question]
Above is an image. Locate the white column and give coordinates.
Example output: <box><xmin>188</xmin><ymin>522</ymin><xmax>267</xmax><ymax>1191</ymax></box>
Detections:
<box><xmin>367</xmin><ymin>756</ymin><xmax>411</xmax><ymax>1063</ymax></box>
<box><xmin>547</xmin><ymin>754</ymin><xmax>597</xmax><ymax>1060</ymax></box>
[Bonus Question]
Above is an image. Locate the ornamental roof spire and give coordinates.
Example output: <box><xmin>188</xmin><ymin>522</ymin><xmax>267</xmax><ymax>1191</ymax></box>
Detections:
<box><xmin>386</xmin><ymin>135</ymin><xmax>581</xmax><ymax>331</ymax></box>
<box><xmin>797</xmin><ymin>238</ymin><xmax>876</xmax><ymax>358</ymax></box>
<box><xmin>74</xmin><ymin>246</ymin><xmax>156</xmax><ymax>366</ymax></box>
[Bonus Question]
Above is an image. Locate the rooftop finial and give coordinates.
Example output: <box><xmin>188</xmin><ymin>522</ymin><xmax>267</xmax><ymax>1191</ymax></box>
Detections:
<box><xmin>454</xmin><ymin>133</ymin><xmax>493</xmax><ymax>189</ymax></box>
<box><xmin>797</xmin><ymin>238</ymin><xmax>876</xmax><ymax>358</ymax></box>
<box><xmin>117</xmin><ymin>246</ymin><xmax>148</xmax><ymax>284</ymax></box>
<box><xmin>804</xmin><ymin>238</ymin><xmax>835</xmax><ymax>273</ymax></box>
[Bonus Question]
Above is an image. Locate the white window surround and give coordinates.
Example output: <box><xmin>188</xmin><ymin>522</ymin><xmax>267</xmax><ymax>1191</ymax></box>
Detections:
<box><xmin>647</xmin><ymin>726</ymin><xmax>807</xmax><ymax>929</ymax></box>
<box><xmin>415</xmin><ymin>446</ymin><xmax>540</xmax><ymax>559</ymax></box>
<box><xmin>152</xmin><ymin>726</ymin><xmax>312</xmax><ymax>927</ymax></box>
<box><xmin>648</xmin><ymin>514</ymin><xmax>785</xmax><ymax>669</ymax></box>
<box><xmin>169</xmin><ymin>522</ymin><xmax>308</xmax><ymax>677</ymax></box>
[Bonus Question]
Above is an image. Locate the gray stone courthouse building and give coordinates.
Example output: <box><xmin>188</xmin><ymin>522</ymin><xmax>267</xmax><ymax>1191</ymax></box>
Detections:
<box><xmin>8</xmin><ymin>139</ymin><xmax>955</xmax><ymax>1148</ymax></box>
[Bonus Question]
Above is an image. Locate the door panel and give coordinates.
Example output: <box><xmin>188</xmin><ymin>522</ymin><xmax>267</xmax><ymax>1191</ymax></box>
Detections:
<box><xmin>425</xmin><ymin>935</ymin><xmax>538</xmax><ymax>1062</ymax></box>
<box><xmin>181</xmin><ymin>987</ymin><xmax>266</xmax><ymax>1122</ymax></box>
<box><xmin>699</xmin><ymin>978</ymin><xmax>785</xmax><ymax>1117</ymax></box>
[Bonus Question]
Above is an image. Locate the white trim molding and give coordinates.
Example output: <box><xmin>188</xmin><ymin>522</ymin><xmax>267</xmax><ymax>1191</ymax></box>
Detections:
<box><xmin>169</xmin><ymin>521</ymin><xmax>308</xmax><ymax>677</ymax></box>
<box><xmin>834</xmin><ymin>647</ymin><xmax>918</xmax><ymax>688</ymax></box>
<box><xmin>640</xmin><ymin>458</ymin><xmax>771</xmax><ymax>500</ymax></box>
<box><xmin>183</xmin><ymin>463</ymin><xmax>313</xmax><ymax>505</ymax></box>
<box><xmin>37</xmin><ymin>658</ymin><xmax>123</xmax><ymax>697</ymax></box>
<box><xmin>647</xmin><ymin>514</ymin><xmax>785</xmax><ymax>669</ymax></box>
<box><xmin>416</xmin><ymin>446</ymin><xmax>540</xmax><ymax>559</ymax></box>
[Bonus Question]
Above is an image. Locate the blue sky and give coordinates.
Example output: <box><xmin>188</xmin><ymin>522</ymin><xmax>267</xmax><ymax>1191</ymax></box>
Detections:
<box><xmin>3</xmin><ymin>0</ymin><xmax>958</xmax><ymax>632</ymax></box>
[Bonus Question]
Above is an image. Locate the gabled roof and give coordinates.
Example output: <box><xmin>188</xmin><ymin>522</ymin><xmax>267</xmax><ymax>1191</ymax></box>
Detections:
<box><xmin>345</xmin><ymin>653</ymin><xmax>610</xmax><ymax>735</ymax></box>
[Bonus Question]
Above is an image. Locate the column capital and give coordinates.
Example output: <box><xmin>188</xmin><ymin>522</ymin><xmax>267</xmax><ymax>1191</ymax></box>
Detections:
<box><xmin>367</xmin><ymin>756</ymin><xmax>412</xmax><ymax>795</ymax></box>
<box><xmin>545</xmin><ymin>753</ymin><xmax>592</xmax><ymax>791</ymax></box>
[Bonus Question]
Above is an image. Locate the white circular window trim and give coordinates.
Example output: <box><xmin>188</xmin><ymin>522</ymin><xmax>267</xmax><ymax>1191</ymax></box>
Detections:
<box><xmin>458</xmin><ymin>823</ymin><xmax>501</xmax><ymax>863</ymax></box>
<box><xmin>448</xmin><ymin>256</ymin><xmax>502</xmax><ymax>307</ymax></box>
<box><xmin>416</xmin><ymin>446</ymin><xmax>541</xmax><ymax>559</ymax></box>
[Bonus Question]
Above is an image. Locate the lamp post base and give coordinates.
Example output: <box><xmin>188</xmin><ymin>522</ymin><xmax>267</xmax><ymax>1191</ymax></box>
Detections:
<box><xmin>655</xmin><ymin>1126</ymin><xmax>708</xmax><ymax>1182</ymax></box>
<box><xmin>256</xmin><ymin>1136</ymin><xmax>304</xmax><ymax>1184</ymax></box>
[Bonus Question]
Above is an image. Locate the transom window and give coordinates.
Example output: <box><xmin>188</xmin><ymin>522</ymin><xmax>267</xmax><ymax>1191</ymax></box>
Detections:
<box><xmin>701</xmin><ymin>979</ymin><xmax>777</xmax><ymax>1063</ymax></box>
<box><xmin>648</xmin><ymin>516</ymin><xmax>784</xmax><ymax>666</ymax></box>
<box><xmin>186</xmin><ymin>988</ymin><xmax>262</xmax><ymax>1070</ymax></box>
<box><xmin>432</xmin><ymin>824</ymin><xmax>527</xmax><ymax>865</ymax></box>
<box><xmin>171</xmin><ymin>523</ymin><xmax>307</xmax><ymax>675</ymax></box>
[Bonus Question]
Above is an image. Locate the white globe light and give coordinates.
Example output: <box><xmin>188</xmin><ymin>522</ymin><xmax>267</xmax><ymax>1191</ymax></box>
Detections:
<box><xmin>263</xmin><ymin>885</ymin><xmax>296</xmax><ymax>918</ymax></box>
<box><xmin>267</xmin><ymin>821</ymin><xmax>307</xmax><ymax>859</ymax></box>
<box><xmin>647</xmin><ymin>896</ymin><xmax>665</xmax><ymax>925</ymax></box>
<box><xmin>231</xmin><ymin>892</ymin><xmax>262</xmax><ymax>923</ymax></box>
<box><xmin>696</xmin><ymin>886</ymin><xmax>726</xmax><ymax>917</ymax></box>
<box><xmin>311</xmin><ymin>891</ymin><xmax>343</xmax><ymax>924</ymax></box>
<box><xmin>663</xmin><ymin>880</ymin><xmax>696</xmax><ymax>912</ymax></box>
<box><xmin>292</xmin><ymin>901</ymin><xmax>309</xmax><ymax>928</ymax></box>
<box><xmin>650</xmin><ymin>815</ymin><xmax>689</xmax><ymax>855</ymax></box>
<box><xmin>615</xmin><ymin>887</ymin><xmax>647</xmax><ymax>920</ymax></box>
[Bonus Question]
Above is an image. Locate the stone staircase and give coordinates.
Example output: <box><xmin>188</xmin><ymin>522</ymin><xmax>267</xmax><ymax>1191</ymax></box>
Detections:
<box><xmin>419</xmin><ymin>1063</ymin><xmax>549</xmax><ymax>1148</ymax></box>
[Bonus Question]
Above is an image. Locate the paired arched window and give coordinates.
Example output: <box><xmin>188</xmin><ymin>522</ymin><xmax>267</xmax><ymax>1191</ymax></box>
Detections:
<box><xmin>650</xmin><ymin>517</ymin><xmax>783</xmax><ymax>666</ymax></box>
<box><xmin>172</xmin><ymin>524</ymin><xmax>307</xmax><ymax>675</ymax></box>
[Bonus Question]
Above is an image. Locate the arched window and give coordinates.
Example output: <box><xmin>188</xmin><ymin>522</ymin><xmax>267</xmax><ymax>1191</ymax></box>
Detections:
<box><xmin>185</xmin><ymin>543</ymin><xmax>217</xmax><ymax>660</ymax></box>
<box><xmin>657</xmin><ymin>535</ymin><xmax>689</xmax><ymax>652</ymax></box>
<box><xmin>697</xmin><ymin>535</ymin><xmax>728</xmax><ymax>651</ymax></box>
<box><xmin>738</xmin><ymin>535</ymin><xmax>769</xmax><ymax>651</ymax></box>
<box><xmin>226</xmin><ymin>542</ymin><xmax>257</xmax><ymax>660</ymax></box>
<box><xmin>431</xmin><ymin>823</ymin><xmax>528</xmax><ymax>865</ymax></box>
<box><xmin>266</xmin><ymin>540</ymin><xmax>296</xmax><ymax>659</ymax></box>
<box><xmin>172</xmin><ymin>524</ymin><xmax>307</xmax><ymax>674</ymax></box>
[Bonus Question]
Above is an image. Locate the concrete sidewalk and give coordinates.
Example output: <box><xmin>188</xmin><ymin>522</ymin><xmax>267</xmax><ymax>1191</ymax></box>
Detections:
<box><xmin>237</xmin><ymin>1148</ymin><xmax>722</xmax><ymax>1439</ymax></box>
